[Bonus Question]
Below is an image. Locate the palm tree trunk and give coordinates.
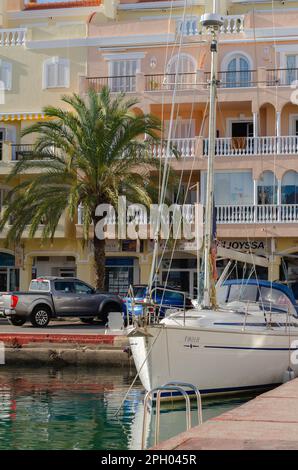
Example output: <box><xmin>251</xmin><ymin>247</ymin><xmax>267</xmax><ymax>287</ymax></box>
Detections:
<box><xmin>93</xmin><ymin>234</ymin><xmax>106</xmax><ymax>291</ymax></box>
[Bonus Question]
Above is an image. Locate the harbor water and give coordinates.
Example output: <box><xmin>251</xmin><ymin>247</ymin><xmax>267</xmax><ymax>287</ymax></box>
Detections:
<box><xmin>0</xmin><ymin>366</ymin><xmax>260</xmax><ymax>450</ymax></box>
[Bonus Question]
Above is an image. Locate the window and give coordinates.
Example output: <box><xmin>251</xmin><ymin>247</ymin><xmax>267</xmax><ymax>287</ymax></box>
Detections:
<box><xmin>74</xmin><ymin>281</ymin><xmax>94</xmax><ymax>295</ymax></box>
<box><xmin>260</xmin><ymin>287</ymin><xmax>294</xmax><ymax>314</ymax></box>
<box><xmin>166</xmin><ymin>53</ymin><xmax>196</xmax><ymax>89</ymax></box>
<box><xmin>109</xmin><ymin>60</ymin><xmax>137</xmax><ymax>92</ymax></box>
<box><xmin>164</xmin><ymin>119</ymin><xmax>195</xmax><ymax>139</ymax></box>
<box><xmin>228</xmin><ymin>284</ymin><xmax>258</xmax><ymax>303</ymax></box>
<box><xmin>217</xmin><ymin>285</ymin><xmax>229</xmax><ymax>304</ymax></box>
<box><xmin>286</xmin><ymin>55</ymin><xmax>298</xmax><ymax>85</ymax></box>
<box><xmin>30</xmin><ymin>280</ymin><xmax>50</xmax><ymax>292</ymax></box>
<box><xmin>257</xmin><ymin>171</ymin><xmax>277</xmax><ymax>205</ymax></box>
<box><xmin>43</xmin><ymin>57</ymin><xmax>70</xmax><ymax>89</ymax></box>
<box><xmin>282</xmin><ymin>171</ymin><xmax>298</xmax><ymax>204</ymax></box>
<box><xmin>0</xmin><ymin>188</ymin><xmax>8</xmax><ymax>213</ymax></box>
<box><xmin>226</xmin><ymin>55</ymin><xmax>251</xmax><ymax>88</ymax></box>
<box><xmin>0</xmin><ymin>60</ymin><xmax>12</xmax><ymax>91</ymax></box>
<box><xmin>201</xmin><ymin>171</ymin><xmax>253</xmax><ymax>205</ymax></box>
<box><xmin>54</xmin><ymin>280</ymin><xmax>74</xmax><ymax>293</ymax></box>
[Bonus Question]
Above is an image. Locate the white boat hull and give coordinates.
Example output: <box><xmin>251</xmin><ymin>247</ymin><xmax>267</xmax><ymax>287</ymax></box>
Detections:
<box><xmin>129</xmin><ymin>325</ymin><xmax>298</xmax><ymax>395</ymax></box>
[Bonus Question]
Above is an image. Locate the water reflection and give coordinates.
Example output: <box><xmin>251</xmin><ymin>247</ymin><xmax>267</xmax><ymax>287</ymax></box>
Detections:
<box><xmin>0</xmin><ymin>367</ymin><xmax>257</xmax><ymax>450</ymax></box>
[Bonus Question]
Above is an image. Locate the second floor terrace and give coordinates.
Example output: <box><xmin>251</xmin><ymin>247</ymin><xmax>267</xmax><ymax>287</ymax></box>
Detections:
<box><xmin>83</xmin><ymin>66</ymin><xmax>298</xmax><ymax>96</ymax></box>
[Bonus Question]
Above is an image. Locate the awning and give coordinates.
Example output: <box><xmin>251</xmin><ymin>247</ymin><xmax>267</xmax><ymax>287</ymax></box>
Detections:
<box><xmin>0</xmin><ymin>112</ymin><xmax>46</xmax><ymax>122</ymax></box>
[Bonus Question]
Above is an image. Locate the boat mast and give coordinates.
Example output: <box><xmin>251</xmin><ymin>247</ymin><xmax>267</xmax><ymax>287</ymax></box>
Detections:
<box><xmin>201</xmin><ymin>1</ymin><xmax>223</xmax><ymax>308</ymax></box>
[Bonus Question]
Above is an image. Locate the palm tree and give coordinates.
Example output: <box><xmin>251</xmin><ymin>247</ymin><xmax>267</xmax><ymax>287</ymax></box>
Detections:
<box><xmin>0</xmin><ymin>88</ymin><xmax>176</xmax><ymax>290</ymax></box>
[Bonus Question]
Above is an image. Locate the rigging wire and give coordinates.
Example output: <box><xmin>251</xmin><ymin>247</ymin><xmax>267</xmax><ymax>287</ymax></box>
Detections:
<box><xmin>148</xmin><ymin>0</ymin><xmax>193</xmax><ymax>292</ymax></box>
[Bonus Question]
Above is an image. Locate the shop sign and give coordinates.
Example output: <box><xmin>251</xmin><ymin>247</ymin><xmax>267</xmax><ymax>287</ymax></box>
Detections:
<box><xmin>105</xmin><ymin>240</ymin><xmax>120</xmax><ymax>252</ymax></box>
<box><xmin>217</xmin><ymin>240</ymin><xmax>269</xmax><ymax>253</ymax></box>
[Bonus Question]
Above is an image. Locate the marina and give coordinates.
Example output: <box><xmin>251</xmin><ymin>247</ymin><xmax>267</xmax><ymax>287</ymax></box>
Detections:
<box><xmin>0</xmin><ymin>366</ymin><xmax>258</xmax><ymax>450</ymax></box>
<box><xmin>1</xmin><ymin>0</ymin><xmax>298</xmax><ymax>456</ymax></box>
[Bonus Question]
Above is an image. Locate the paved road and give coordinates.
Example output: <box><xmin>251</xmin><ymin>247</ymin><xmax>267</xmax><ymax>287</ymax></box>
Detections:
<box><xmin>0</xmin><ymin>318</ymin><xmax>106</xmax><ymax>335</ymax></box>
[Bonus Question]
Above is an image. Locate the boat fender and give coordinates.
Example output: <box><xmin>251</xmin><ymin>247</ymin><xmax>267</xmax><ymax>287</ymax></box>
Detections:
<box><xmin>282</xmin><ymin>367</ymin><xmax>295</xmax><ymax>383</ymax></box>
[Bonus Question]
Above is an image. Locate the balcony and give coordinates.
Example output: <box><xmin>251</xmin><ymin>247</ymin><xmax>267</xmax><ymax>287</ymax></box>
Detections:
<box><xmin>11</xmin><ymin>144</ymin><xmax>34</xmax><ymax>161</ymax></box>
<box><xmin>86</xmin><ymin>76</ymin><xmax>136</xmax><ymax>93</ymax></box>
<box><xmin>203</xmin><ymin>136</ymin><xmax>298</xmax><ymax>157</ymax></box>
<box><xmin>145</xmin><ymin>73</ymin><xmax>197</xmax><ymax>92</ymax></box>
<box><xmin>266</xmin><ymin>68</ymin><xmax>298</xmax><ymax>86</ymax></box>
<box><xmin>205</xmin><ymin>70</ymin><xmax>258</xmax><ymax>89</ymax></box>
<box><xmin>216</xmin><ymin>205</ymin><xmax>298</xmax><ymax>224</ymax></box>
<box><xmin>0</xmin><ymin>29</ymin><xmax>26</xmax><ymax>47</ymax></box>
<box><xmin>176</xmin><ymin>15</ymin><xmax>245</xmax><ymax>36</ymax></box>
<box><xmin>151</xmin><ymin>138</ymin><xmax>197</xmax><ymax>159</ymax></box>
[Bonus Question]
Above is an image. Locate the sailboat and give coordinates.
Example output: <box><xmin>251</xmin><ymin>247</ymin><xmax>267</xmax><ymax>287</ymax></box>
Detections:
<box><xmin>127</xmin><ymin>4</ymin><xmax>298</xmax><ymax>396</ymax></box>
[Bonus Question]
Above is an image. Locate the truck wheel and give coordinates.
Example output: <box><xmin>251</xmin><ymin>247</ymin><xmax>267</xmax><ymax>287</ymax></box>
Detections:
<box><xmin>8</xmin><ymin>316</ymin><xmax>27</xmax><ymax>326</ymax></box>
<box><xmin>98</xmin><ymin>304</ymin><xmax>121</xmax><ymax>324</ymax></box>
<box><xmin>30</xmin><ymin>306</ymin><xmax>51</xmax><ymax>328</ymax></box>
<box><xmin>80</xmin><ymin>318</ymin><xmax>95</xmax><ymax>324</ymax></box>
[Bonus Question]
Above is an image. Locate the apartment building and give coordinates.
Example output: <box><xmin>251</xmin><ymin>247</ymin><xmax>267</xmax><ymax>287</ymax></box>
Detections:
<box><xmin>1</xmin><ymin>0</ymin><xmax>298</xmax><ymax>298</ymax></box>
<box><xmin>82</xmin><ymin>0</ymin><xmax>298</xmax><ymax>296</ymax></box>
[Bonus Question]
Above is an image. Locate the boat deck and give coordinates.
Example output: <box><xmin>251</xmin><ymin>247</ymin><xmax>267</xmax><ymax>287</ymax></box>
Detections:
<box><xmin>152</xmin><ymin>379</ymin><xmax>298</xmax><ymax>450</ymax></box>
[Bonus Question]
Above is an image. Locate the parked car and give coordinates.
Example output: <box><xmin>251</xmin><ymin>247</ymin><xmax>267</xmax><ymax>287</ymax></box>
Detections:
<box><xmin>122</xmin><ymin>284</ymin><xmax>193</xmax><ymax>319</ymax></box>
<box><xmin>217</xmin><ymin>279</ymin><xmax>298</xmax><ymax>315</ymax></box>
<box><xmin>0</xmin><ymin>277</ymin><xmax>123</xmax><ymax>327</ymax></box>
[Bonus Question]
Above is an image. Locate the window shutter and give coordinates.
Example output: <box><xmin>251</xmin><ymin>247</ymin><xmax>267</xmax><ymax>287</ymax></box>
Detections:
<box><xmin>57</xmin><ymin>60</ymin><xmax>70</xmax><ymax>88</ymax></box>
<box><xmin>44</xmin><ymin>58</ymin><xmax>69</xmax><ymax>88</ymax></box>
<box><xmin>47</xmin><ymin>62</ymin><xmax>56</xmax><ymax>88</ymax></box>
<box><xmin>5</xmin><ymin>126</ymin><xmax>16</xmax><ymax>144</ymax></box>
<box><xmin>0</xmin><ymin>61</ymin><xmax>12</xmax><ymax>90</ymax></box>
<box><xmin>287</xmin><ymin>55</ymin><xmax>296</xmax><ymax>69</ymax></box>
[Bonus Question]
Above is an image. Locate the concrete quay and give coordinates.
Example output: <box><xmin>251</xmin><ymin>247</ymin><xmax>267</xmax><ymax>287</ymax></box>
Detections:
<box><xmin>153</xmin><ymin>379</ymin><xmax>298</xmax><ymax>450</ymax></box>
<box><xmin>0</xmin><ymin>330</ymin><xmax>133</xmax><ymax>368</ymax></box>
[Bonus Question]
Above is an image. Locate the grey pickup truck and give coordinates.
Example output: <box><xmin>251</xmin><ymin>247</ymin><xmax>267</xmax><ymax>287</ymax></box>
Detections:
<box><xmin>0</xmin><ymin>277</ymin><xmax>123</xmax><ymax>328</ymax></box>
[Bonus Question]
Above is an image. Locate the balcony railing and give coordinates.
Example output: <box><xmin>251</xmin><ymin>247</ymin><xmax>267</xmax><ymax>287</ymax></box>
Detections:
<box><xmin>11</xmin><ymin>144</ymin><xmax>34</xmax><ymax>161</ymax></box>
<box><xmin>205</xmin><ymin>70</ymin><xmax>257</xmax><ymax>88</ymax></box>
<box><xmin>145</xmin><ymin>73</ymin><xmax>197</xmax><ymax>91</ymax></box>
<box><xmin>151</xmin><ymin>138</ymin><xmax>197</xmax><ymax>159</ymax></box>
<box><xmin>203</xmin><ymin>136</ymin><xmax>298</xmax><ymax>157</ymax></box>
<box><xmin>266</xmin><ymin>68</ymin><xmax>298</xmax><ymax>86</ymax></box>
<box><xmin>0</xmin><ymin>29</ymin><xmax>26</xmax><ymax>47</ymax></box>
<box><xmin>86</xmin><ymin>76</ymin><xmax>136</xmax><ymax>93</ymax></box>
<box><xmin>176</xmin><ymin>15</ymin><xmax>245</xmax><ymax>36</ymax></box>
<box><xmin>78</xmin><ymin>204</ymin><xmax>298</xmax><ymax>226</ymax></box>
<box><xmin>216</xmin><ymin>205</ymin><xmax>298</xmax><ymax>224</ymax></box>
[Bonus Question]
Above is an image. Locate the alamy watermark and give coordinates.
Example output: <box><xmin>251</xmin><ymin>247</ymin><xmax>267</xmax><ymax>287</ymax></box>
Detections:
<box><xmin>93</xmin><ymin>196</ymin><xmax>203</xmax><ymax>242</ymax></box>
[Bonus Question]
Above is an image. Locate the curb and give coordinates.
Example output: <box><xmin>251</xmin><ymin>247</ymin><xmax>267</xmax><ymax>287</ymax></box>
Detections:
<box><xmin>0</xmin><ymin>333</ymin><xmax>123</xmax><ymax>347</ymax></box>
<box><xmin>4</xmin><ymin>346</ymin><xmax>135</xmax><ymax>368</ymax></box>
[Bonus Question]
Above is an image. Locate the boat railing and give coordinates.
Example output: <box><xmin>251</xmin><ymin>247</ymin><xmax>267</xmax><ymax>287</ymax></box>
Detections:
<box><xmin>150</xmin><ymin>287</ymin><xmax>187</xmax><ymax>325</ymax></box>
<box><xmin>142</xmin><ymin>382</ymin><xmax>202</xmax><ymax>449</ymax></box>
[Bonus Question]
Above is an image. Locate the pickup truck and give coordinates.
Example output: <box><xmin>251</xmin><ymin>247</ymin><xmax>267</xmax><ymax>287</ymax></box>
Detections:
<box><xmin>0</xmin><ymin>277</ymin><xmax>123</xmax><ymax>328</ymax></box>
